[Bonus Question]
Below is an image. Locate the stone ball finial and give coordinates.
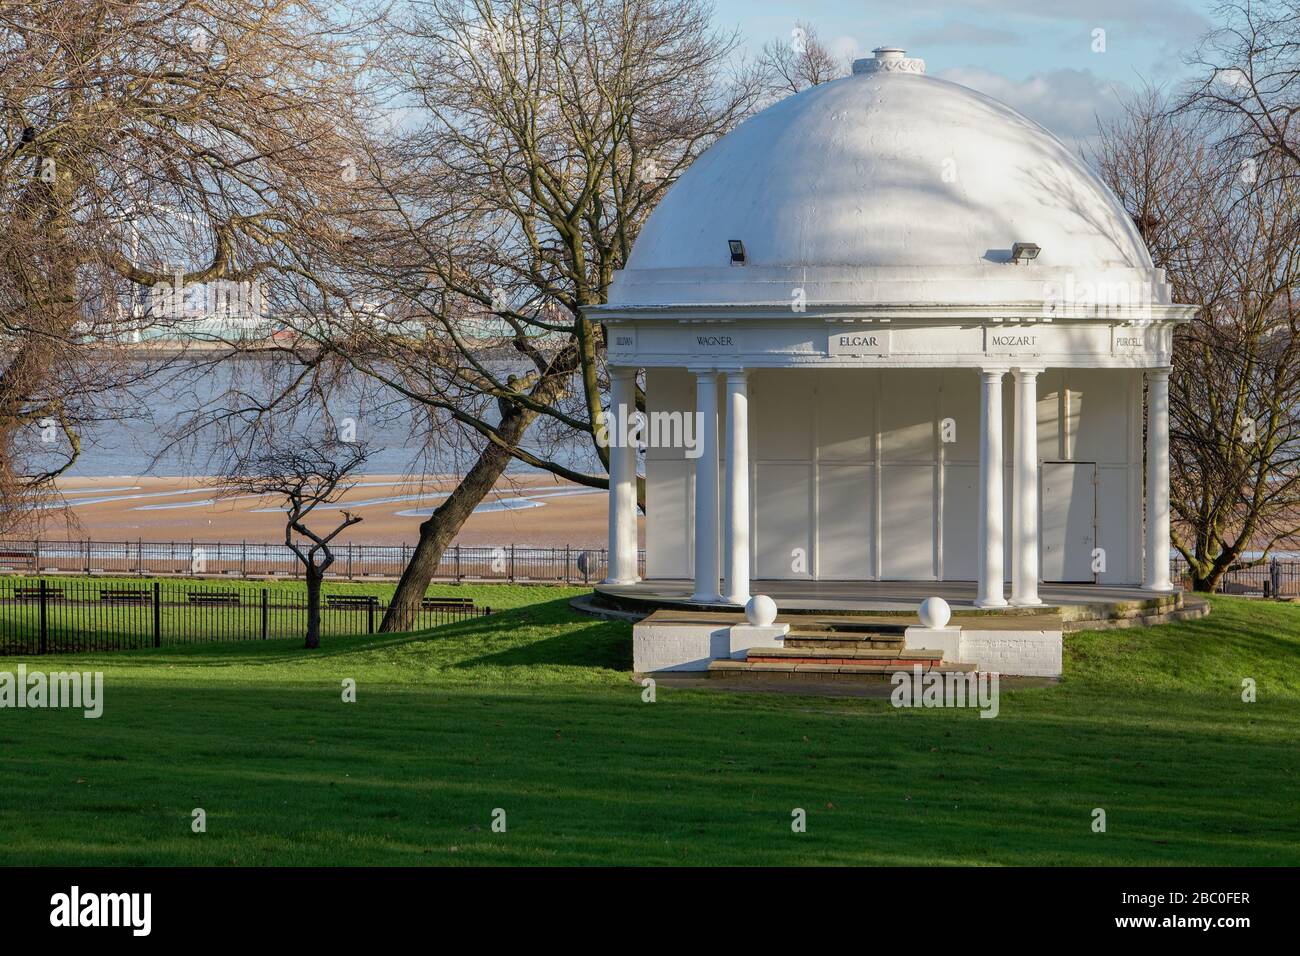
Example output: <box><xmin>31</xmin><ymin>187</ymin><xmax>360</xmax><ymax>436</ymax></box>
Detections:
<box><xmin>746</xmin><ymin>594</ymin><xmax>777</xmax><ymax>627</ymax></box>
<box><xmin>918</xmin><ymin>596</ymin><xmax>951</xmax><ymax>629</ymax></box>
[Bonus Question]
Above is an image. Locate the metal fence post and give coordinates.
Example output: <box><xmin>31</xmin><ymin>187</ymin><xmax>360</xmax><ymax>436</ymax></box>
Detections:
<box><xmin>153</xmin><ymin>581</ymin><xmax>162</xmax><ymax>648</ymax></box>
<box><xmin>455</xmin><ymin>544</ymin><xmax>462</xmax><ymax>583</ymax></box>
<box><xmin>261</xmin><ymin>589</ymin><xmax>269</xmax><ymax>639</ymax></box>
<box><xmin>565</xmin><ymin>544</ymin><xmax>571</xmax><ymax>584</ymax></box>
<box><xmin>242</xmin><ymin>540</ymin><xmax>248</xmax><ymax>578</ymax></box>
<box><xmin>38</xmin><ymin>579</ymin><xmax>48</xmax><ymax>655</ymax></box>
<box><xmin>348</xmin><ymin>544</ymin><xmax>354</xmax><ymax>580</ymax></box>
<box><xmin>33</xmin><ymin>538</ymin><xmax>40</xmax><ymax>574</ymax></box>
<box><xmin>510</xmin><ymin>543</ymin><xmax>516</xmax><ymax>582</ymax></box>
<box><xmin>367</xmin><ymin>597</ymin><xmax>375</xmax><ymax>634</ymax></box>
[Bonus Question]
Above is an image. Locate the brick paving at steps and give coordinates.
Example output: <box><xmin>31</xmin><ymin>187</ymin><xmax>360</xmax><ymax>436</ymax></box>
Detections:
<box><xmin>709</xmin><ymin>614</ymin><xmax>981</xmax><ymax>683</ymax></box>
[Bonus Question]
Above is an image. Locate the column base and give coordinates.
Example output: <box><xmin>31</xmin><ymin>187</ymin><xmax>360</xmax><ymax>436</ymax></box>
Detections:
<box><xmin>974</xmin><ymin>596</ymin><xmax>1009</xmax><ymax>609</ymax></box>
<box><xmin>723</xmin><ymin>593</ymin><xmax>751</xmax><ymax>607</ymax></box>
<box><xmin>690</xmin><ymin>592</ymin><xmax>724</xmax><ymax>604</ymax></box>
<box><xmin>1143</xmin><ymin>581</ymin><xmax>1175</xmax><ymax>593</ymax></box>
<box><xmin>1010</xmin><ymin>596</ymin><xmax>1043</xmax><ymax>607</ymax></box>
<box><xmin>603</xmin><ymin>577</ymin><xmax>639</xmax><ymax>586</ymax></box>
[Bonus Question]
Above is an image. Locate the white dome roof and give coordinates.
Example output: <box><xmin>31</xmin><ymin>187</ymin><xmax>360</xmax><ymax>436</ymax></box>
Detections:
<box><xmin>606</xmin><ymin>49</ymin><xmax>1167</xmax><ymax>312</ymax></box>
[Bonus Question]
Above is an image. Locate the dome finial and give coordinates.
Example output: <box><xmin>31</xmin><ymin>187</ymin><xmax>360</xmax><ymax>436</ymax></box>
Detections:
<box><xmin>853</xmin><ymin>46</ymin><xmax>925</xmax><ymax>75</ymax></box>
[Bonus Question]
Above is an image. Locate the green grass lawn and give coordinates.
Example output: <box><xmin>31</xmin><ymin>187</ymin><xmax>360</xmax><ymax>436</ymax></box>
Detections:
<box><xmin>0</xmin><ymin>589</ymin><xmax>1297</xmax><ymax>866</ymax></box>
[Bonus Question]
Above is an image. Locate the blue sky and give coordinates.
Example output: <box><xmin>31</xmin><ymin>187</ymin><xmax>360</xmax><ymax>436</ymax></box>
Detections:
<box><xmin>715</xmin><ymin>0</ymin><xmax>1221</xmax><ymax>146</ymax></box>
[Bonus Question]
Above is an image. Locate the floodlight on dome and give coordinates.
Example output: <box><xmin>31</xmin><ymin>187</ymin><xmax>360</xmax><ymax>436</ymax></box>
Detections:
<box><xmin>1011</xmin><ymin>242</ymin><xmax>1041</xmax><ymax>263</ymax></box>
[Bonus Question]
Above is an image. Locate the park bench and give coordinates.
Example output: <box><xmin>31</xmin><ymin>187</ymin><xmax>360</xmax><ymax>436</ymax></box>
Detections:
<box><xmin>186</xmin><ymin>591</ymin><xmax>241</xmax><ymax>606</ymax></box>
<box><xmin>1218</xmin><ymin>581</ymin><xmax>1256</xmax><ymax>595</ymax></box>
<box><xmin>100</xmin><ymin>588</ymin><xmax>152</xmax><ymax>604</ymax></box>
<box><xmin>325</xmin><ymin>595</ymin><xmax>377</xmax><ymax>610</ymax></box>
<box><xmin>421</xmin><ymin>596</ymin><xmax>476</xmax><ymax>610</ymax></box>
<box><xmin>12</xmin><ymin>586</ymin><xmax>64</xmax><ymax>601</ymax></box>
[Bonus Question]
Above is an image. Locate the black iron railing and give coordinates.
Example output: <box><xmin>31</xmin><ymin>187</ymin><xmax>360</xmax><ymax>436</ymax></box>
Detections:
<box><xmin>0</xmin><ymin>539</ymin><xmax>646</xmax><ymax>583</ymax></box>
<box><xmin>0</xmin><ymin>577</ymin><xmax>492</xmax><ymax>655</ymax></box>
<box><xmin>1169</xmin><ymin>556</ymin><xmax>1300</xmax><ymax>597</ymax></box>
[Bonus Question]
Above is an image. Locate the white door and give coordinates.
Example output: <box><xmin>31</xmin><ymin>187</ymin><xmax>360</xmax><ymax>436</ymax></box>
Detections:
<box><xmin>1040</xmin><ymin>461</ymin><xmax>1096</xmax><ymax>582</ymax></box>
<box><xmin>754</xmin><ymin>463</ymin><xmax>813</xmax><ymax>580</ymax></box>
<box><xmin>881</xmin><ymin>464</ymin><xmax>936</xmax><ymax>580</ymax></box>
<box><xmin>817</xmin><ymin>464</ymin><xmax>873</xmax><ymax>579</ymax></box>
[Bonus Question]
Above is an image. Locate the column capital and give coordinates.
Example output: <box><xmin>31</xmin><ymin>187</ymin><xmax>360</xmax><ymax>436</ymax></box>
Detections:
<box><xmin>687</xmin><ymin>365</ymin><xmax>719</xmax><ymax>378</ymax></box>
<box><xmin>609</xmin><ymin>366</ymin><xmax>639</xmax><ymax>382</ymax></box>
<box><xmin>1147</xmin><ymin>366</ymin><xmax>1173</xmax><ymax>381</ymax></box>
<box><xmin>722</xmin><ymin>367</ymin><xmax>749</xmax><ymax>383</ymax></box>
<box><xmin>978</xmin><ymin>366</ymin><xmax>1010</xmax><ymax>380</ymax></box>
<box><xmin>1012</xmin><ymin>366</ymin><xmax>1042</xmax><ymax>381</ymax></box>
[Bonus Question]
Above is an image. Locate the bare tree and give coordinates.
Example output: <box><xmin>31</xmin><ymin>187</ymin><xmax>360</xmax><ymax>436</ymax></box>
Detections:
<box><xmin>1094</xmin><ymin>86</ymin><xmax>1300</xmax><ymax>591</ymax></box>
<box><xmin>283</xmin><ymin>0</ymin><xmax>761</xmax><ymax>629</ymax></box>
<box><xmin>1181</xmin><ymin>1</ymin><xmax>1300</xmax><ymax>184</ymax></box>
<box><xmin>757</xmin><ymin>20</ymin><xmax>848</xmax><ymax>97</ymax></box>
<box><xmin>0</xmin><ymin>0</ymin><xmax>378</xmax><ymax>529</ymax></box>
<box><xmin>220</xmin><ymin>439</ymin><xmax>369</xmax><ymax>648</ymax></box>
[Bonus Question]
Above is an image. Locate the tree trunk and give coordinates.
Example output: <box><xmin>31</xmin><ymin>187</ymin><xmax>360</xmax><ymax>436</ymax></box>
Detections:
<box><xmin>380</xmin><ymin>404</ymin><xmax>535</xmax><ymax>631</ymax></box>
<box><xmin>305</xmin><ymin>568</ymin><xmax>323</xmax><ymax>648</ymax></box>
<box><xmin>1189</xmin><ymin>554</ymin><xmax>1236</xmax><ymax>593</ymax></box>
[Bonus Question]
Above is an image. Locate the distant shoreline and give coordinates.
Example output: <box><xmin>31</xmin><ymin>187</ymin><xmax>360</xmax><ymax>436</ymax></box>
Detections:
<box><xmin>33</xmin><ymin>473</ymin><xmax>628</xmax><ymax>549</ymax></box>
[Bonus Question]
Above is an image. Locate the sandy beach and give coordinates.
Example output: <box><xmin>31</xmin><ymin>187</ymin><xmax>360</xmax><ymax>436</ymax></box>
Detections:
<box><xmin>34</xmin><ymin>474</ymin><xmax>637</xmax><ymax>549</ymax></box>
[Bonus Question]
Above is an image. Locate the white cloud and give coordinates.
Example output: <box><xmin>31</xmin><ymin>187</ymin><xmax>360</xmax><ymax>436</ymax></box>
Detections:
<box><xmin>912</xmin><ymin>21</ymin><xmax>1023</xmax><ymax>47</ymax></box>
<box><xmin>874</xmin><ymin>0</ymin><xmax>1207</xmax><ymax>37</ymax></box>
<box><xmin>827</xmin><ymin>34</ymin><xmax>863</xmax><ymax>68</ymax></box>
<box><xmin>937</xmin><ymin>66</ymin><xmax>1133</xmax><ymax>153</ymax></box>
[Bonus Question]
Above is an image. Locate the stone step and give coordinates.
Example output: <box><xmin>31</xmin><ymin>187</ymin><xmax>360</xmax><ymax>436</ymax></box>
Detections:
<box><xmin>708</xmin><ymin>659</ymin><xmax>978</xmax><ymax>683</ymax></box>
<box><xmin>748</xmin><ymin>646</ymin><xmax>945</xmax><ymax>662</ymax></box>
<box><xmin>785</xmin><ymin>629</ymin><xmax>904</xmax><ymax>648</ymax></box>
<box><xmin>786</xmin><ymin>641</ymin><xmax>905</xmax><ymax>650</ymax></box>
<box><xmin>788</xmin><ymin>619</ymin><xmax>909</xmax><ymax>635</ymax></box>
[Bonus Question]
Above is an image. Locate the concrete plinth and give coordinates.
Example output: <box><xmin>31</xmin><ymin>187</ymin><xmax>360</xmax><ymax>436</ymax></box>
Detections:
<box><xmin>904</xmin><ymin>626</ymin><xmax>961</xmax><ymax>661</ymax></box>
<box><xmin>906</xmin><ymin>623</ymin><xmax>1062</xmax><ymax>677</ymax></box>
<box><xmin>728</xmin><ymin>623</ymin><xmax>789</xmax><ymax>660</ymax></box>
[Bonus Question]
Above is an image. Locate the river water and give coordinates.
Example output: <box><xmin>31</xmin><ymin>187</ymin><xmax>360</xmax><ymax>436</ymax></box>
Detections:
<box><xmin>23</xmin><ymin>356</ymin><xmax>603</xmax><ymax>480</ymax></box>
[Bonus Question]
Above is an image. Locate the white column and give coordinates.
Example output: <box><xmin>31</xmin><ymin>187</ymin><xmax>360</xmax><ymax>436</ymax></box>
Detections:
<box><xmin>603</xmin><ymin>367</ymin><xmax>639</xmax><ymax>585</ymax></box>
<box><xmin>691</xmin><ymin>369</ymin><xmax>722</xmax><ymax>603</ymax></box>
<box><xmin>723</xmin><ymin>369</ymin><xmax>750</xmax><ymax>606</ymax></box>
<box><xmin>976</xmin><ymin>368</ymin><xmax>1008</xmax><ymax>607</ymax></box>
<box><xmin>1011</xmin><ymin>367</ymin><xmax>1042</xmax><ymax>606</ymax></box>
<box><xmin>1144</xmin><ymin>367</ymin><xmax>1173</xmax><ymax>591</ymax></box>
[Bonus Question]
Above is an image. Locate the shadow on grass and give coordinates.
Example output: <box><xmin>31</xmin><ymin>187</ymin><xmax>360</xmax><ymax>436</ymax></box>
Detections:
<box><xmin>449</xmin><ymin>617</ymin><xmax>631</xmax><ymax>672</ymax></box>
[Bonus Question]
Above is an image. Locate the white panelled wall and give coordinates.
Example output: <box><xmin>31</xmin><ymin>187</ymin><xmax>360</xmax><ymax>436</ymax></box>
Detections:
<box><xmin>639</xmin><ymin>366</ymin><xmax>1153</xmax><ymax>599</ymax></box>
